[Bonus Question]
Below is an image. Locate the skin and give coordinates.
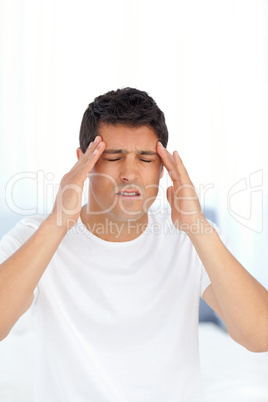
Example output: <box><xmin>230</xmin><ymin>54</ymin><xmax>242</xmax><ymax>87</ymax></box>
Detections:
<box><xmin>77</xmin><ymin>123</ymin><xmax>268</xmax><ymax>352</ymax></box>
<box><xmin>76</xmin><ymin>123</ymin><xmax>164</xmax><ymax>242</ymax></box>
<box><xmin>75</xmin><ymin>123</ymin><xmax>208</xmax><ymax>241</ymax></box>
<box><xmin>156</xmin><ymin>140</ymin><xmax>268</xmax><ymax>352</ymax></box>
<box><xmin>0</xmin><ymin>123</ymin><xmax>267</xmax><ymax>352</ymax></box>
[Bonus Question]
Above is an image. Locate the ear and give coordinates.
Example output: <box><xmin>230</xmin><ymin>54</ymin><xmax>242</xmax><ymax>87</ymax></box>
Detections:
<box><xmin>76</xmin><ymin>148</ymin><xmax>84</xmax><ymax>160</ymax></box>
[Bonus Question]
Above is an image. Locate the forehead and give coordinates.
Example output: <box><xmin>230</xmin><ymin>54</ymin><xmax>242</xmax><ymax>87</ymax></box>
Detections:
<box><xmin>98</xmin><ymin>123</ymin><xmax>159</xmax><ymax>150</ymax></box>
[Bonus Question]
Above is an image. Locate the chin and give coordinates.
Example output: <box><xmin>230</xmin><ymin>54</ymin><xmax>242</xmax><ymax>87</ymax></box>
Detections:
<box><xmin>111</xmin><ymin>209</ymin><xmax>147</xmax><ymax>222</ymax></box>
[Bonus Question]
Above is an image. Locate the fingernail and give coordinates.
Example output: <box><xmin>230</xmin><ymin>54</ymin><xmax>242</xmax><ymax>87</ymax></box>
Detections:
<box><xmin>158</xmin><ymin>141</ymin><xmax>164</xmax><ymax>147</ymax></box>
<box><xmin>94</xmin><ymin>136</ymin><xmax>99</xmax><ymax>143</ymax></box>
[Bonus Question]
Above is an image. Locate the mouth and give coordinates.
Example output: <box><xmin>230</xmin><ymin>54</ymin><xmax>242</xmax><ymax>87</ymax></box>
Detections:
<box><xmin>116</xmin><ymin>189</ymin><xmax>141</xmax><ymax>199</ymax></box>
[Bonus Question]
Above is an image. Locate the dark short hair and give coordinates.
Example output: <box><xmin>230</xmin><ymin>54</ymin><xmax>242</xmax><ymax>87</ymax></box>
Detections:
<box><xmin>79</xmin><ymin>87</ymin><xmax>168</xmax><ymax>153</ymax></box>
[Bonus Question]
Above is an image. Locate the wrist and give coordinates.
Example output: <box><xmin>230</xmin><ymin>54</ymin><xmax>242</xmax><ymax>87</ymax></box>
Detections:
<box><xmin>43</xmin><ymin>214</ymin><xmax>70</xmax><ymax>237</ymax></box>
<box><xmin>185</xmin><ymin>217</ymin><xmax>214</xmax><ymax>240</ymax></box>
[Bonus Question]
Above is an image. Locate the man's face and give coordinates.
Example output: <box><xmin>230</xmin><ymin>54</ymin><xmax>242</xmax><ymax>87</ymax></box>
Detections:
<box><xmin>82</xmin><ymin>123</ymin><xmax>164</xmax><ymax>222</ymax></box>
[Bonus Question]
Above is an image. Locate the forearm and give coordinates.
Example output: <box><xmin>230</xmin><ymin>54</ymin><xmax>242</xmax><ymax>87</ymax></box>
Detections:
<box><xmin>0</xmin><ymin>136</ymin><xmax>104</xmax><ymax>341</ymax></box>
<box><xmin>156</xmin><ymin>143</ymin><xmax>268</xmax><ymax>350</ymax></box>
<box><xmin>0</xmin><ymin>215</ymin><xmax>67</xmax><ymax>340</ymax></box>
<box><xmin>189</xmin><ymin>220</ymin><xmax>268</xmax><ymax>350</ymax></box>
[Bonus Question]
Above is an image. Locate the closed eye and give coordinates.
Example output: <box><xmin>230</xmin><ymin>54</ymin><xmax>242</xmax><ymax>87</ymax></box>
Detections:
<box><xmin>106</xmin><ymin>159</ymin><xmax>152</xmax><ymax>163</ymax></box>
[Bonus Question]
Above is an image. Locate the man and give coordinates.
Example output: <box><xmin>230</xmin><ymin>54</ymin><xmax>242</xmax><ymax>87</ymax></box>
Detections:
<box><xmin>0</xmin><ymin>87</ymin><xmax>267</xmax><ymax>402</ymax></box>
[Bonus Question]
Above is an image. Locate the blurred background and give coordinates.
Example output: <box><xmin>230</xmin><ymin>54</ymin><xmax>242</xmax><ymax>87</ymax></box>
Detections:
<box><xmin>0</xmin><ymin>0</ymin><xmax>267</xmax><ymax>287</ymax></box>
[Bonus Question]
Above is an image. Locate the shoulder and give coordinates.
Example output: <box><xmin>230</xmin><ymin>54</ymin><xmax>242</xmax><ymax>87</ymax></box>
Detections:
<box><xmin>0</xmin><ymin>214</ymin><xmax>49</xmax><ymax>251</ymax></box>
<box><xmin>7</xmin><ymin>214</ymin><xmax>49</xmax><ymax>237</ymax></box>
<box><xmin>149</xmin><ymin>204</ymin><xmax>232</xmax><ymax>250</ymax></box>
<box><xmin>16</xmin><ymin>214</ymin><xmax>49</xmax><ymax>229</ymax></box>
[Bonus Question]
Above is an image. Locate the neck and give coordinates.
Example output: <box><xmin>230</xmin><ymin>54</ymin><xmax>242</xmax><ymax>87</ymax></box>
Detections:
<box><xmin>80</xmin><ymin>206</ymin><xmax>149</xmax><ymax>242</ymax></box>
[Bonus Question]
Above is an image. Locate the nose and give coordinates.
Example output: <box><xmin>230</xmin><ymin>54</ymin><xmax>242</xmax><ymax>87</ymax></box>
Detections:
<box><xmin>119</xmin><ymin>157</ymin><xmax>139</xmax><ymax>182</ymax></box>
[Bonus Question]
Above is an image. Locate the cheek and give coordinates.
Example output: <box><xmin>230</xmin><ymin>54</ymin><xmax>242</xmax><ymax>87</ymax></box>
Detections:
<box><xmin>94</xmin><ymin>160</ymin><xmax>117</xmax><ymax>176</ymax></box>
<box><xmin>89</xmin><ymin>167</ymin><xmax>117</xmax><ymax>194</ymax></box>
<box><xmin>148</xmin><ymin>165</ymin><xmax>162</xmax><ymax>181</ymax></box>
<box><xmin>144</xmin><ymin>173</ymin><xmax>161</xmax><ymax>195</ymax></box>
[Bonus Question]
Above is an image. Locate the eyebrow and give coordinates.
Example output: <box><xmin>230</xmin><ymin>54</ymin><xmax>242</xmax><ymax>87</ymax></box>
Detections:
<box><xmin>103</xmin><ymin>149</ymin><xmax>158</xmax><ymax>156</ymax></box>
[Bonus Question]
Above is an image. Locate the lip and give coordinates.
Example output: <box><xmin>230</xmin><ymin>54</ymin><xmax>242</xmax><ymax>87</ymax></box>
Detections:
<box><xmin>116</xmin><ymin>188</ymin><xmax>141</xmax><ymax>195</ymax></box>
<box><xmin>116</xmin><ymin>193</ymin><xmax>141</xmax><ymax>199</ymax></box>
<box><xmin>116</xmin><ymin>189</ymin><xmax>142</xmax><ymax>199</ymax></box>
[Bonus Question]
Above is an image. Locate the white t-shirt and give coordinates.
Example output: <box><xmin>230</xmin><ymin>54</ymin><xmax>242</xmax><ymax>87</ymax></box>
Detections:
<box><xmin>0</xmin><ymin>206</ymin><xmax>226</xmax><ymax>402</ymax></box>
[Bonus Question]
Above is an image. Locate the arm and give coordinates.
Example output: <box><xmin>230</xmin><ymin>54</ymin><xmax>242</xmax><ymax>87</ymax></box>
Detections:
<box><xmin>189</xmin><ymin>223</ymin><xmax>268</xmax><ymax>352</ymax></box>
<box><xmin>156</xmin><ymin>142</ymin><xmax>268</xmax><ymax>352</ymax></box>
<box><xmin>0</xmin><ymin>217</ymin><xmax>66</xmax><ymax>341</ymax></box>
<box><xmin>0</xmin><ymin>136</ymin><xmax>106</xmax><ymax>341</ymax></box>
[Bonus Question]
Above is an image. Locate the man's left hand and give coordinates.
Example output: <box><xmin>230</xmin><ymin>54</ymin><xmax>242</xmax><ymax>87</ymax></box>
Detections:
<box><xmin>156</xmin><ymin>141</ymin><xmax>207</xmax><ymax>234</ymax></box>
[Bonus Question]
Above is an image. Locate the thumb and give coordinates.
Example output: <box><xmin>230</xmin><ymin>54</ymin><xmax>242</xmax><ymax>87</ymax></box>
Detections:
<box><xmin>166</xmin><ymin>186</ymin><xmax>174</xmax><ymax>208</ymax></box>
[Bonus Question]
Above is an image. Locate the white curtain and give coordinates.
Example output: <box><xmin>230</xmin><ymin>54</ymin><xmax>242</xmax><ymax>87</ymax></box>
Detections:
<box><xmin>0</xmin><ymin>0</ymin><xmax>267</xmax><ymax>285</ymax></box>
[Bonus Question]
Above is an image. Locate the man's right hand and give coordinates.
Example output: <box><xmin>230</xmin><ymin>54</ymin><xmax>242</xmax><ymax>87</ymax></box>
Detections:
<box><xmin>50</xmin><ymin>136</ymin><xmax>106</xmax><ymax>232</ymax></box>
<box><xmin>0</xmin><ymin>136</ymin><xmax>106</xmax><ymax>340</ymax></box>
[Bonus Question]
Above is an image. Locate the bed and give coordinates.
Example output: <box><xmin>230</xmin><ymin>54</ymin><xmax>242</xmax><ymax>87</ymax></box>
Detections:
<box><xmin>0</xmin><ymin>300</ymin><xmax>267</xmax><ymax>402</ymax></box>
<box><xmin>199</xmin><ymin>323</ymin><xmax>268</xmax><ymax>401</ymax></box>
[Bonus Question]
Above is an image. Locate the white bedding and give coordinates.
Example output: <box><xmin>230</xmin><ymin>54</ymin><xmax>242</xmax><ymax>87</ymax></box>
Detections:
<box><xmin>0</xmin><ymin>311</ymin><xmax>267</xmax><ymax>401</ymax></box>
<box><xmin>199</xmin><ymin>323</ymin><xmax>268</xmax><ymax>401</ymax></box>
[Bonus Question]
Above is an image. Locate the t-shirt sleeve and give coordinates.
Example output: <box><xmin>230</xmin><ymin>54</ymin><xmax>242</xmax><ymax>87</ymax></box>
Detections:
<box><xmin>200</xmin><ymin>264</ymin><xmax>212</xmax><ymax>298</ymax></box>
<box><xmin>200</xmin><ymin>220</ymin><xmax>234</xmax><ymax>298</ymax></box>
<box><xmin>0</xmin><ymin>215</ymin><xmax>47</xmax><ymax>303</ymax></box>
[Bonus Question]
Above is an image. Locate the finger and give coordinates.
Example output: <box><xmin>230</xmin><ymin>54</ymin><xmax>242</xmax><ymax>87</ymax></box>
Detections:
<box><xmin>73</xmin><ymin>136</ymin><xmax>103</xmax><ymax>169</ymax></box>
<box><xmin>79</xmin><ymin>136</ymin><xmax>103</xmax><ymax>163</ymax></box>
<box><xmin>172</xmin><ymin>151</ymin><xmax>198</xmax><ymax>200</ymax></box>
<box><xmin>78</xmin><ymin>141</ymin><xmax>106</xmax><ymax>178</ymax></box>
<box><xmin>156</xmin><ymin>142</ymin><xmax>182</xmax><ymax>185</ymax></box>
<box><xmin>172</xmin><ymin>150</ymin><xmax>191</xmax><ymax>184</ymax></box>
<box><xmin>70</xmin><ymin>138</ymin><xmax>106</xmax><ymax>179</ymax></box>
<box><xmin>166</xmin><ymin>186</ymin><xmax>174</xmax><ymax>208</ymax></box>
